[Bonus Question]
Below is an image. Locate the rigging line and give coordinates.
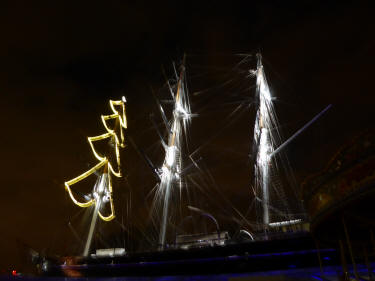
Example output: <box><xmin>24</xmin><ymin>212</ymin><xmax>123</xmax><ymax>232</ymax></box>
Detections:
<box><xmin>64</xmin><ymin>184</ymin><xmax>71</xmax><ymax>221</ymax></box>
<box><xmin>69</xmin><ymin>207</ymin><xmax>86</xmax><ymax>222</ymax></box>
<box><xmin>232</xmin><ymin>54</ymin><xmax>253</xmax><ymax>71</ymax></box>
<box><xmin>187</xmin><ymin>68</ymin><xmax>231</xmax><ymax>80</ymax></box>
<box><xmin>188</xmin><ymin>63</ymin><xmax>248</xmax><ymax>73</ymax></box>
<box><xmin>254</xmin><ymin>196</ymin><xmax>291</xmax><ymax>218</ymax></box>
<box><xmin>190</xmin><ymin>102</ymin><xmax>248</xmax><ymax>158</ymax></box>
<box><xmin>192</xmin><ymin>79</ymin><xmax>251</xmax><ymax>106</ymax></box>
<box><xmin>148</xmin><ymin>188</ymin><xmax>163</xmax><ymax>223</ymax></box>
<box><xmin>234</xmin><ymin>53</ymin><xmax>255</xmax><ymax>57</ymax></box>
<box><xmin>149</xmin><ymin>113</ymin><xmax>167</xmax><ymax>147</ymax></box>
<box><xmin>150</xmin><ymin>86</ymin><xmax>171</xmax><ymax>133</ymax></box>
<box><xmin>192</xmin><ymin>78</ymin><xmax>235</xmax><ymax>97</ymax></box>
<box><xmin>128</xmin><ymin>123</ymin><xmax>161</xmax><ymax>140</ymax></box>
<box><xmin>128</xmin><ymin>136</ymin><xmax>160</xmax><ymax>180</ymax></box>
<box><xmin>191</xmin><ymin>51</ymin><xmax>245</xmax><ymax>59</ymax></box>
<box><xmin>270</xmin><ymin>104</ymin><xmax>332</xmax><ymax>158</ymax></box>
<box><xmin>114</xmin><ymin>217</ymin><xmax>128</xmax><ymax>232</ymax></box>
<box><xmin>189</xmin><ymin>62</ymin><xmax>255</xmax><ymax>98</ymax></box>
<box><xmin>195</xmin><ymin>163</ymin><xmax>232</xmax><ymax>205</ymax></box>
<box><xmin>46</xmin><ymin>218</ymin><xmax>68</xmax><ymax>254</ymax></box>
<box><xmin>261</xmin><ymin>56</ymin><xmax>296</xmax><ymax>93</ymax></box>
<box><xmin>234</xmin><ymin>198</ymin><xmax>257</xmax><ymax>234</ymax></box>
<box><xmin>209</xmin><ymin>142</ymin><xmax>250</xmax><ymax>159</ymax></box>
<box><xmin>172</xmin><ymin>61</ymin><xmax>179</xmax><ymax>80</ymax></box>
<box><xmin>186</xmin><ymin>52</ymin><xmax>254</xmax><ymax>58</ymax></box>
<box><xmin>194</xmin><ymin>99</ymin><xmax>253</xmax><ymax>115</ymax></box>
<box><xmin>122</xmin><ymin>196</ymin><xmax>127</xmax><ymax>250</ymax></box>
<box><xmin>186</xmin><ymin>165</ymin><xmax>227</xmax><ymax>216</ymax></box>
<box><xmin>269</xmin><ymin>185</ymin><xmax>292</xmax><ymax>220</ymax></box>
<box><xmin>180</xmin><ymin>157</ymin><xmax>202</xmax><ymax>176</ymax></box>
<box><xmin>95</xmin><ymin>229</ymin><xmax>111</xmax><ymax>249</ymax></box>
<box><xmin>146</xmin><ymin>183</ymin><xmax>160</xmax><ymax>201</ymax></box>
<box><xmin>68</xmin><ymin>221</ymin><xmax>84</xmax><ymax>246</ymax></box>
<box><xmin>186</xmin><ymin>174</ymin><xmax>211</xmax><ymax>199</ymax></box>
<box><xmin>268</xmin><ymin>170</ymin><xmax>289</xmax><ymax>204</ymax></box>
<box><xmin>204</xmin><ymin>165</ymin><xmax>252</xmax><ymax>228</ymax></box>
<box><xmin>141</xmin><ymin>228</ymin><xmax>157</xmax><ymax>247</ymax></box>
<box><xmin>161</xmin><ymin>64</ymin><xmax>176</xmax><ymax>99</ymax></box>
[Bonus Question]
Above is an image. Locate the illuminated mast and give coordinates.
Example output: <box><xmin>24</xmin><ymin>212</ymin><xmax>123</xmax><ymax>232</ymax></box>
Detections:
<box><xmin>64</xmin><ymin>97</ymin><xmax>127</xmax><ymax>254</ymax></box>
<box><xmin>158</xmin><ymin>61</ymin><xmax>191</xmax><ymax>249</ymax></box>
<box><xmin>252</xmin><ymin>54</ymin><xmax>332</xmax><ymax>233</ymax></box>
<box><xmin>253</xmin><ymin>54</ymin><xmax>274</xmax><ymax>230</ymax></box>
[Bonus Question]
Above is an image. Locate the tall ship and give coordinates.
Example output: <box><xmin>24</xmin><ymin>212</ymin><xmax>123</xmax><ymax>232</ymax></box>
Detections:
<box><xmin>33</xmin><ymin>53</ymin><xmax>341</xmax><ymax>278</ymax></box>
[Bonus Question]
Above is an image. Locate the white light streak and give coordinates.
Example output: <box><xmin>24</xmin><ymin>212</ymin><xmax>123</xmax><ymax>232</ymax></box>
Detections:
<box><xmin>176</xmin><ymin>101</ymin><xmax>189</xmax><ymax>118</ymax></box>
<box><xmin>257</xmin><ymin>71</ymin><xmax>272</xmax><ymax>102</ymax></box>
<box><xmin>258</xmin><ymin>128</ymin><xmax>271</xmax><ymax>166</ymax></box>
<box><xmin>156</xmin><ymin>62</ymin><xmax>191</xmax><ymax>249</ymax></box>
<box><xmin>161</xmin><ymin>165</ymin><xmax>171</xmax><ymax>180</ymax></box>
<box><xmin>253</xmin><ymin>54</ymin><xmax>275</xmax><ymax>229</ymax></box>
<box><xmin>239</xmin><ymin>229</ymin><xmax>254</xmax><ymax>241</ymax></box>
<box><xmin>83</xmin><ymin>197</ymin><xmax>101</xmax><ymax>256</ymax></box>
<box><xmin>166</xmin><ymin>146</ymin><xmax>177</xmax><ymax>167</ymax></box>
<box><xmin>269</xmin><ymin>219</ymin><xmax>302</xmax><ymax>228</ymax></box>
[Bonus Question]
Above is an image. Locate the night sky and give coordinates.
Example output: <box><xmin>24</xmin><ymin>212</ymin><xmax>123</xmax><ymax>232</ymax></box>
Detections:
<box><xmin>1</xmin><ymin>0</ymin><xmax>374</xmax><ymax>272</ymax></box>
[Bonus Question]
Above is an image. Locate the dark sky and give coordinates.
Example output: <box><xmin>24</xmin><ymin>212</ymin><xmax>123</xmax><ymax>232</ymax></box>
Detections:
<box><xmin>0</xmin><ymin>0</ymin><xmax>374</xmax><ymax>271</ymax></box>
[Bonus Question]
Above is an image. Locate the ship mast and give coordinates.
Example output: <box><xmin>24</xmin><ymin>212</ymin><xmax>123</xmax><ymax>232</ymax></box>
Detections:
<box><xmin>64</xmin><ymin>98</ymin><xmax>128</xmax><ymax>255</ymax></box>
<box><xmin>253</xmin><ymin>54</ymin><xmax>332</xmax><ymax>233</ymax></box>
<box><xmin>158</xmin><ymin>58</ymin><xmax>191</xmax><ymax>249</ymax></box>
<box><xmin>253</xmin><ymin>54</ymin><xmax>274</xmax><ymax>231</ymax></box>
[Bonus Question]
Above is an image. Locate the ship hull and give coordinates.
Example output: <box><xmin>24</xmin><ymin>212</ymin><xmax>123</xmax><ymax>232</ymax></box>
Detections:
<box><xmin>42</xmin><ymin>233</ymin><xmax>339</xmax><ymax>277</ymax></box>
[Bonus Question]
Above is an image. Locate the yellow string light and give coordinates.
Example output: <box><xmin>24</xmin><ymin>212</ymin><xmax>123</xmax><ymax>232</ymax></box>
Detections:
<box><xmin>64</xmin><ymin>98</ymin><xmax>127</xmax><ymax>221</ymax></box>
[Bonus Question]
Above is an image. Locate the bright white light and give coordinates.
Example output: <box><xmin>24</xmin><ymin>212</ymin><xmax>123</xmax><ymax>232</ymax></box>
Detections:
<box><xmin>93</xmin><ymin>174</ymin><xmax>108</xmax><ymax>201</ymax></box>
<box><xmin>166</xmin><ymin>146</ymin><xmax>177</xmax><ymax>167</ymax></box>
<box><xmin>253</xmin><ymin>55</ymin><xmax>275</xmax><ymax>228</ymax></box>
<box><xmin>103</xmin><ymin>194</ymin><xmax>110</xmax><ymax>203</ymax></box>
<box><xmin>172</xmin><ymin>120</ymin><xmax>178</xmax><ymax>132</ymax></box>
<box><xmin>269</xmin><ymin>219</ymin><xmax>302</xmax><ymax>227</ymax></box>
<box><xmin>257</xmin><ymin>68</ymin><xmax>272</xmax><ymax>102</ymax></box>
<box><xmin>261</xmin><ymin>88</ymin><xmax>271</xmax><ymax>102</ymax></box>
<box><xmin>176</xmin><ymin>102</ymin><xmax>189</xmax><ymax>118</ymax></box>
<box><xmin>161</xmin><ymin>165</ymin><xmax>171</xmax><ymax>179</ymax></box>
<box><xmin>157</xmin><ymin>62</ymin><xmax>191</xmax><ymax>248</ymax></box>
<box><xmin>98</xmin><ymin>179</ymin><xmax>105</xmax><ymax>193</ymax></box>
<box><xmin>122</xmin><ymin>96</ymin><xmax>127</xmax><ymax>103</ymax></box>
<box><xmin>258</xmin><ymin>128</ymin><xmax>270</xmax><ymax>166</ymax></box>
